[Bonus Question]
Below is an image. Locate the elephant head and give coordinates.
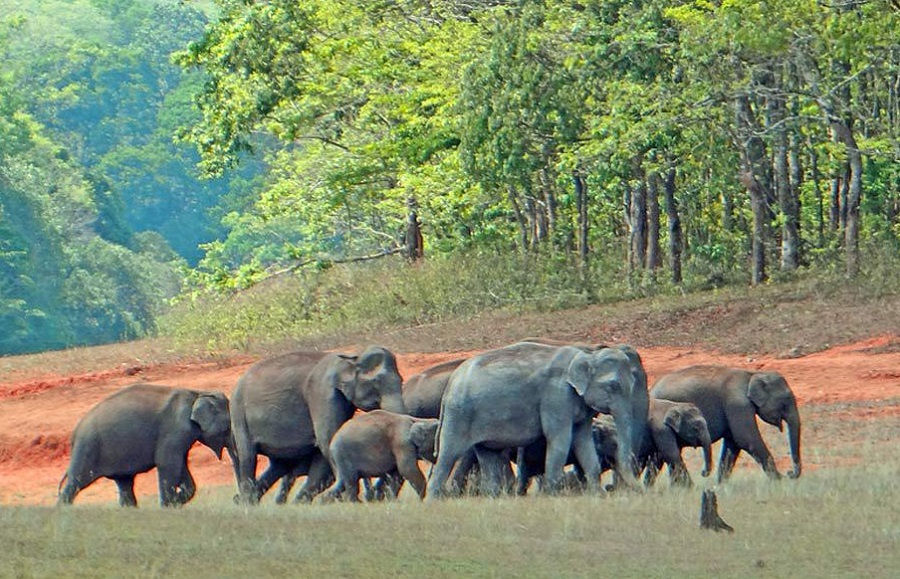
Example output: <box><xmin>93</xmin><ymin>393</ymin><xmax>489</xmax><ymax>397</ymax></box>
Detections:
<box><xmin>566</xmin><ymin>347</ymin><xmax>643</xmax><ymax>487</ymax></box>
<box><xmin>337</xmin><ymin>346</ymin><xmax>406</xmax><ymax>414</ymax></box>
<box><xmin>409</xmin><ymin>418</ymin><xmax>440</xmax><ymax>463</ymax></box>
<box><xmin>747</xmin><ymin>372</ymin><xmax>802</xmax><ymax>478</ymax></box>
<box><xmin>663</xmin><ymin>402</ymin><xmax>712</xmax><ymax>477</ymax></box>
<box><xmin>190</xmin><ymin>391</ymin><xmax>231</xmax><ymax>459</ymax></box>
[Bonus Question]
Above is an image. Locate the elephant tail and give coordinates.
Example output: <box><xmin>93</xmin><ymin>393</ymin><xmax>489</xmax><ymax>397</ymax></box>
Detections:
<box><xmin>57</xmin><ymin>472</ymin><xmax>68</xmax><ymax>496</ymax></box>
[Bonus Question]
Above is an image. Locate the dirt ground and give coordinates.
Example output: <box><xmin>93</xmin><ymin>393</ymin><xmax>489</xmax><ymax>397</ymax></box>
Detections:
<box><xmin>1</xmin><ymin>336</ymin><xmax>899</xmax><ymax>506</ymax></box>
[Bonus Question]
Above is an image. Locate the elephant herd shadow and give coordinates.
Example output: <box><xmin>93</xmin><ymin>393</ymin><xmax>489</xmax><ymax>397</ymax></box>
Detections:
<box><xmin>57</xmin><ymin>340</ymin><xmax>802</xmax><ymax>507</ymax></box>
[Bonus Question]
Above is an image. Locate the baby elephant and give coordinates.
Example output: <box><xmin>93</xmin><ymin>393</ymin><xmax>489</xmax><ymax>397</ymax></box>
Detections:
<box><xmin>641</xmin><ymin>398</ymin><xmax>712</xmax><ymax>487</ymax></box>
<box><xmin>322</xmin><ymin>410</ymin><xmax>439</xmax><ymax>502</ymax></box>
<box><xmin>58</xmin><ymin>383</ymin><xmax>231</xmax><ymax>507</ymax></box>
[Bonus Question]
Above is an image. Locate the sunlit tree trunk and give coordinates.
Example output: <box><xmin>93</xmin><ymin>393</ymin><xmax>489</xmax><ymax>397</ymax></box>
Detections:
<box><xmin>663</xmin><ymin>163</ymin><xmax>683</xmax><ymax>285</ymax></box>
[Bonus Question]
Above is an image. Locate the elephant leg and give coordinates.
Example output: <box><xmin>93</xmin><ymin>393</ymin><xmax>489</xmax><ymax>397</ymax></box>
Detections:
<box><xmin>293</xmin><ymin>453</ymin><xmax>334</xmax><ymax>503</ymax></box>
<box><xmin>515</xmin><ymin>447</ymin><xmax>532</xmax><ymax>496</ymax></box>
<box><xmin>542</xmin><ymin>417</ymin><xmax>574</xmax><ymax>493</ymax></box>
<box><xmin>58</xmin><ymin>474</ymin><xmax>88</xmax><ymax>506</ymax></box>
<box><xmin>113</xmin><ymin>475</ymin><xmax>138</xmax><ymax>507</ymax></box>
<box><xmin>235</xmin><ymin>448</ymin><xmax>260</xmax><ymax>505</ymax></box>
<box><xmin>642</xmin><ymin>454</ymin><xmax>661</xmax><ymax>487</ymax></box>
<box><xmin>175</xmin><ymin>469</ymin><xmax>197</xmax><ymax>505</ymax></box>
<box><xmin>158</xmin><ymin>460</ymin><xmax>191</xmax><ymax>507</ymax></box>
<box><xmin>472</xmin><ymin>446</ymin><xmax>508</xmax><ymax>497</ymax></box>
<box><xmin>570</xmin><ymin>421</ymin><xmax>602</xmax><ymax>493</ymax></box>
<box><xmin>717</xmin><ymin>438</ymin><xmax>741</xmax><ymax>483</ymax></box>
<box><xmin>655</xmin><ymin>433</ymin><xmax>691</xmax><ymax>487</ymax></box>
<box><xmin>732</xmin><ymin>424</ymin><xmax>781</xmax><ymax>480</ymax></box>
<box><xmin>253</xmin><ymin>458</ymin><xmax>295</xmax><ymax>503</ymax></box>
<box><xmin>426</xmin><ymin>436</ymin><xmax>471</xmax><ymax>499</ymax></box>
<box><xmin>449</xmin><ymin>449</ymin><xmax>478</xmax><ymax>495</ymax></box>
<box><xmin>274</xmin><ymin>458</ymin><xmax>310</xmax><ymax>504</ymax></box>
<box><xmin>383</xmin><ymin>470</ymin><xmax>403</xmax><ymax>500</ymax></box>
<box><xmin>397</xmin><ymin>453</ymin><xmax>427</xmax><ymax>500</ymax></box>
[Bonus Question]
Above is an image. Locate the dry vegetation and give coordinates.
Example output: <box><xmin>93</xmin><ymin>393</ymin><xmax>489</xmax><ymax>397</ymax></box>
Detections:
<box><xmin>2</xmin><ymin>457</ymin><xmax>898</xmax><ymax>578</ymax></box>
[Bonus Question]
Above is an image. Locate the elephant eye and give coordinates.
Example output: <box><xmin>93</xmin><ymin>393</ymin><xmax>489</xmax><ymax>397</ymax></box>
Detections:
<box><xmin>602</xmin><ymin>379</ymin><xmax>622</xmax><ymax>393</ymax></box>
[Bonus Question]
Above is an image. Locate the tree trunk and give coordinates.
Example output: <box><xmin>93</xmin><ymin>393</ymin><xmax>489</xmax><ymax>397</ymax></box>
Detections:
<box><xmin>832</xmin><ymin>120</ymin><xmax>863</xmax><ymax>277</ymax></box>
<box><xmin>628</xmin><ymin>155</ymin><xmax>647</xmax><ymax>275</ymax></box>
<box><xmin>787</xmin><ymin>126</ymin><xmax>803</xmax><ymax>266</ymax></box>
<box><xmin>573</xmin><ymin>169</ymin><xmax>589</xmax><ymax>273</ymax></box>
<box><xmin>507</xmin><ymin>186</ymin><xmax>529</xmax><ymax>251</ymax></box>
<box><xmin>700</xmin><ymin>490</ymin><xmax>734</xmax><ymax>533</ymax></box>
<box><xmin>741</xmin><ymin>169</ymin><xmax>768</xmax><ymax>285</ymax></box>
<box><xmin>735</xmin><ymin>93</ymin><xmax>770</xmax><ymax>285</ymax></box>
<box><xmin>404</xmin><ymin>195</ymin><xmax>424</xmax><ymax>262</ymax></box>
<box><xmin>809</xmin><ymin>134</ymin><xmax>825</xmax><ymax>247</ymax></box>
<box><xmin>663</xmin><ymin>163</ymin><xmax>682</xmax><ymax>285</ymax></box>
<box><xmin>646</xmin><ymin>172</ymin><xmax>662</xmax><ymax>277</ymax></box>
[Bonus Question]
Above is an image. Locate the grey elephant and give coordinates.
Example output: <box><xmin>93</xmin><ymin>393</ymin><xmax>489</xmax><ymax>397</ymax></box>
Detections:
<box><xmin>521</xmin><ymin>338</ymin><xmax>650</xmax><ymax>476</ymax></box>
<box><xmin>427</xmin><ymin>342</ymin><xmax>648</xmax><ymax>498</ymax></box>
<box><xmin>514</xmin><ymin>415</ymin><xmax>619</xmax><ymax>495</ymax></box>
<box><xmin>402</xmin><ymin>358</ymin><xmax>467</xmax><ymax>418</ymax></box>
<box><xmin>651</xmin><ymin>365</ymin><xmax>801</xmax><ymax>481</ymax></box>
<box><xmin>230</xmin><ymin>346</ymin><xmax>406</xmax><ymax>504</ymax></box>
<box><xmin>321</xmin><ymin>410</ymin><xmax>439</xmax><ymax>502</ymax></box>
<box><xmin>58</xmin><ymin>383</ymin><xmax>231</xmax><ymax>507</ymax></box>
<box><xmin>639</xmin><ymin>398</ymin><xmax>712</xmax><ymax>487</ymax></box>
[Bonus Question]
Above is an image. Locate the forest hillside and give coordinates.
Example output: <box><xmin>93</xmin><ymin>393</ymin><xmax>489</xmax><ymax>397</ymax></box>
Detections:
<box><xmin>2</xmin><ymin>0</ymin><xmax>899</xmax><ymax>355</ymax></box>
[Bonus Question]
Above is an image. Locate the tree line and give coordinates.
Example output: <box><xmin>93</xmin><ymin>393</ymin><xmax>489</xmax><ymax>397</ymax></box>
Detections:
<box><xmin>180</xmin><ymin>0</ymin><xmax>899</xmax><ymax>289</ymax></box>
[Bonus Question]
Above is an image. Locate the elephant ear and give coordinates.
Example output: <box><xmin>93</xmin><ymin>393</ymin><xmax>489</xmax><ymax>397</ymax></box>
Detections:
<box><xmin>333</xmin><ymin>355</ymin><xmax>360</xmax><ymax>400</ymax></box>
<box><xmin>663</xmin><ymin>406</ymin><xmax>686</xmax><ymax>435</ymax></box>
<box><xmin>191</xmin><ymin>394</ymin><xmax>229</xmax><ymax>438</ymax></box>
<box><xmin>747</xmin><ymin>373</ymin><xmax>774</xmax><ymax>409</ymax></box>
<box><xmin>357</xmin><ymin>347</ymin><xmax>384</xmax><ymax>371</ymax></box>
<box><xmin>409</xmin><ymin>420</ymin><xmax>438</xmax><ymax>460</ymax></box>
<box><xmin>566</xmin><ymin>352</ymin><xmax>593</xmax><ymax>397</ymax></box>
<box><xmin>748</xmin><ymin>372</ymin><xmax>788</xmax><ymax>428</ymax></box>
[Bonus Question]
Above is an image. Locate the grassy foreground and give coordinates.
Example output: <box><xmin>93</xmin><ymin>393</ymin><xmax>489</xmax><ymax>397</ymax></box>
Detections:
<box><xmin>3</xmin><ymin>462</ymin><xmax>897</xmax><ymax>579</ymax></box>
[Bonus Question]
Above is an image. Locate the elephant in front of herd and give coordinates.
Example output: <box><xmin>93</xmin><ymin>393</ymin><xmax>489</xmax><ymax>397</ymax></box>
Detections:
<box><xmin>57</xmin><ymin>340</ymin><xmax>802</xmax><ymax>507</ymax></box>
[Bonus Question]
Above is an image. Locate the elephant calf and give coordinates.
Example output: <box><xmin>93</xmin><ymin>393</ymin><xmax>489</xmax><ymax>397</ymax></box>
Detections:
<box><xmin>321</xmin><ymin>410</ymin><xmax>439</xmax><ymax>502</ymax></box>
<box><xmin>640</xmin><ymin>398</ymin><xmax>712</xmax><ymax>487</ymax></box>
<box><xmin>58</xmin><ymin>383</ymin><xmax>232</xmax><ymax>507</ymax></box>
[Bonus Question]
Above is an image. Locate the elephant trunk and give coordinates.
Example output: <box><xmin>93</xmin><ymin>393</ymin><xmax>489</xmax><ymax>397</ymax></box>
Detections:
<box><xmin>785</xmin><ymin>405</ymin><xmax>802</xmax><ymax>478</ymax></box>
<box><xmin>699</xmin><ymin>430</ymin><xmax>713</xmax><ymax>477</ymax></box>
<box><xmin>380</xmin><ymin>392</ymin><xmax>407</xmax><ymax>415</ymax></box>
<box><xmin>610</xmin><ymin>407</ymin><xmax>640</xmax><ymax>489</ymax></box>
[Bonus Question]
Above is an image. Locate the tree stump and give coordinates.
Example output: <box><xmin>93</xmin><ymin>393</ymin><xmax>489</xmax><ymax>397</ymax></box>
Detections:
<box><xmin>700</xmin><ymin>489</ymin><xmax>734</xmax><ymax>533</ymax></box>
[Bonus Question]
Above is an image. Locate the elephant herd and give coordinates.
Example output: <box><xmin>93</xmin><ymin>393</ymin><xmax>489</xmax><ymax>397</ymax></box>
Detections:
<box><xmin>57</xmin><ymin>339</ymin><xmax>802</xmax><ymax>507</ymax></box>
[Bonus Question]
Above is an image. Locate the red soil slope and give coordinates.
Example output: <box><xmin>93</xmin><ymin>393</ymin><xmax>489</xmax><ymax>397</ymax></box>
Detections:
<box><xmin>1</xmin><ymin>339</ymin><xmax>898</xmax><ymax>506</ymax></box>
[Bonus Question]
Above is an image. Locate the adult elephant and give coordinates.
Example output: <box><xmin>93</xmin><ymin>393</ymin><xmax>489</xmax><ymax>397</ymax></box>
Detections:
<box><xmin>519</xmin><ymin>338</ymin><xmax>651</xmax><ymax>477</ymax></box>
<box><xmin>402</xmin><ymin>357</ymin><xmax>467</xmax><ymax>418</ymax></box>
<box><xmin>650</xmin><ymin>365</ymin><xmax>801</xmax><ymax>481</ymax></box>
<box><xmin>58</xmin><ymin>383</ymin><xmax>231</xmax><ymax>507</ymax></box>
<box><xmin>230</xmin><ymin>346</ymin><xmax>406</xmax><ymax>504</ymax></box>
<box><xmin>427</xmin><ymin>342</ymin><xmax>647</xmax><ymax>498</ymax></box>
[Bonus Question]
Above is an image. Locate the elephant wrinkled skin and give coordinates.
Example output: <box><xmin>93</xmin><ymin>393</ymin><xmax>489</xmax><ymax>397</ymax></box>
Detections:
<box><xmin>651</xmin><ymin>365</ymin><xmax>801</xmax><ymax>481</ymax></box>
<box><xmin>58</xmin><ymin>383</ymin><xmax>231</xmax><ymax>507</ymax></box>
<box><xmin>230</xmin><ymin>346</ymin><xmax>406</xmax><ymax>504</ymax></box>
<box><xmin>427</xmin><ymin>342</ymin><xmax>647</xmax><ymax>498</ymax></box>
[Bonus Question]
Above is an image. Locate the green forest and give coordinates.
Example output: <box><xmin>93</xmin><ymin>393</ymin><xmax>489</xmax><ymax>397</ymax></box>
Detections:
<box><xmin>1</xmin><ymin>0</ymin><xmax>898</xmax><ymax>355</ymax></box>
